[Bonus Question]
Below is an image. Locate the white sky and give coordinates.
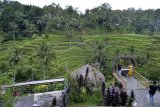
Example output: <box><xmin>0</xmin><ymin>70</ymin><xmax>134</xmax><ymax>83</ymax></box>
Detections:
<box><xmin>15</xmin><ymin>0</ymin><xmax>160</xmax><ymax>13</ymax></box>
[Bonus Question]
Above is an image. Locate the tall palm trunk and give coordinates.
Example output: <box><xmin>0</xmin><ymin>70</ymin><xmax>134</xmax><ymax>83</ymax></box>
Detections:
<box><xmin>13</xmin><ymin>65</ymin><xmax>17</xmax><ymax>82</ymax></box>
<box><xmin>11</xmin><ymin>65</ymin><xmax>16</xmax><ymax>83</ymax></box>
<box><xmin>11</xmin><ymin>65</ymin><xmax>14</xmax><ymax>83</ymax></box>
<box><xmin>13</xmin><ymin>68</ymin><xmax>15</xmax><ymax>82</ymax></box>
<box><xmin>13</xmin><ymin>33</ymin><xmax>15</xmax><ymax>45</ymax></box>
<box><xmin>46</xmin><ymin>66</ymin><xmax>48</xmax><ymax>80</ymax></box>
<box><xmin>12</xmin><ymin>62</ymin><xmax>15</xmax><ymax>83</ymax></box>
<box><xmin>31</xmin><ymin>68</ymin><xmax>34</xmax><ymax>81</ymax></box>
<box><xmin>43</xmin><ymin>63</ymin><xmax>45</xmax><ymax>80</ymax></box>
<box><xmin>70</xmin><ymin>39</ymin><xmax>71</xmax><ymax>49</ymax></box>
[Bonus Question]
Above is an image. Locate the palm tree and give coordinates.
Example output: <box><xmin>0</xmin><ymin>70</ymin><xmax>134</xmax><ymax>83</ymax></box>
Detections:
<box><xmin>34</xmin><ymin>42</ymin><xmax>56</xmax><ymax>80</ymax></box>
<box><xmin>9</xmin><ymin>22</ymin><xmax>18</xmax><ymax>45</ymax></box>
<box><xmin>93</xmin><ymin>43</ymin><xmax>107</xmax><ymax>65</ymax></box>
<box><xmin>37</xmin><ymin>19</ymin><xmax>46</xmax><ymax>33</ymax></box>
<box><xmin>29</xmin><ymin>56</ymin><xmax>35</xmax><ymax>81</ymax></box>
<box><xmin>128</xmin><ymin>46</ymin><xmax>135</xmax><ymax>54</ymax></box>
<box><xmin>9</xmin><ymin>48</ymin><xmax>21</xmax><ymax>82</ymax></box>
<box><xmin>65</xmin><ymin>25</ymin><xmax>74</xmax><ymax>49</ymax></box>
<box><xmin>0</xmin><ymin>62</ymin><xmax>8</xmax><ymax>77</ymax></box>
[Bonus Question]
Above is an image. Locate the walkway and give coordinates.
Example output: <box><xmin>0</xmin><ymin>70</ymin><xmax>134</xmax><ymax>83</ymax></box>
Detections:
<box><xmin>14</xmin><ymin>91</ymin><xmax>63</xmax><ymax>107</ymax></box>
<box><xmin>124</xmin><ymin>76</ymin><xmax>160</xmax><ymax>107</ymax></box>
<box><xmin>15</xmin><ymin>95</ymin><xmax>34</xmax><ymax>107</ymax></box>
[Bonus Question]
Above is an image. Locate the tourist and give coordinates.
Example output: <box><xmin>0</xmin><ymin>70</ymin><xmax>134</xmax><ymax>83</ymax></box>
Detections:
<box><xmin>149</xmin><ymin>81</ymin><xmax>158</xmax><ymax>106</ymax></box>
<box><xmin>117</xmin><ymin>64</ymin><xmax>122</xmax><ymax>76</ymax></box>
<box><xmin>13</xmin><ymin>88</ymin><xmax>19</xmax><ymax>96</ymax></box>
<box><xmin>128</xmin><ymin>64</ymin><xmax>134</xmax><ymax>76</ymax></box>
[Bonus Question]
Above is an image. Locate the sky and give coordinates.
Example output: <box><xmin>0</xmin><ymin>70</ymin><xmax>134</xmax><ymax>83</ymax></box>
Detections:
<box><xmin>15</xmin><ymin>0</ymin><xmax>160</xmax><ymax>13</ymax></box>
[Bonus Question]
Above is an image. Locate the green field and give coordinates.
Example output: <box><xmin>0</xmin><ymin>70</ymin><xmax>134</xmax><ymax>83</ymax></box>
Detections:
<box><xmin>0</xmin><ymin>34</ymin><xmax>159</xmax><ymax>80</ymax></box>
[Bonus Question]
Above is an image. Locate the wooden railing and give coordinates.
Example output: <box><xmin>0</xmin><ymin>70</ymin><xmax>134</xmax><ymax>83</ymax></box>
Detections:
<box><xmin>113</xmin><ymin>72</ymin><xmax>127</xmax><ymax>89</ymax></box>
<box><xmin>134</xmin><ymin>71</ymin><xmax>149</xmax><ymax>88</ymax></box>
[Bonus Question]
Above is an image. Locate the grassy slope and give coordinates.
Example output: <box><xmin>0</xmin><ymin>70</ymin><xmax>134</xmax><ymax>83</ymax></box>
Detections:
<box><xmin>0</xmin><ymin>35</ymin><xmax>95</xmax><ymax>79</ymax></box>
<box><xmin>0</xmin><ymin>34</ymin><xmax>159</xmax><ymax>79</ymax></box>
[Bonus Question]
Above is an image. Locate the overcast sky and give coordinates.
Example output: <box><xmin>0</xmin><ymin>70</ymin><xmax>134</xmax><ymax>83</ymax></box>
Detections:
<box><xmin>15</xmin><ymin>0</ymin><xmax>160</xmax><ymax>13</ymax></box>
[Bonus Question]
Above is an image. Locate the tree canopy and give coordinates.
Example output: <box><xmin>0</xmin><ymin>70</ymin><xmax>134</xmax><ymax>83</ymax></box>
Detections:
<box><xmin>0</xmin><ymin>1</ymin><xmax>160</xmax><ymax>42</ymax></box>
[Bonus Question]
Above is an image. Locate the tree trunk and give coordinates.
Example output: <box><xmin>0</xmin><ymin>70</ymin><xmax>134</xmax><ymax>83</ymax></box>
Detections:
<box><xmin>13</xmin><ymin>33</ymin><xmax>15</xmax><ymax>45</ymax></box>
<box><xmin>13</xmin><ymin>69</ymin><xmax>15</xmax><ymax>82</ymax></box>
<box><xmin>11</xmin><ymin>65</ymin><xmax>13</xmax><ymax>83</ymax></box>
<box><xmin>43</xmin><ymin>64</ymin><xmax>45</xmax><ymax>80</ymax></box>
<box><xmin>70</xmin><ymin>39</ymin><xmax>71</xmax><ymax>49</ymax></box>
<box><xmin>32</xmin><ymin>68</ymin><xmax>34</xmax><ymax>81</ymax></box>
<box><xmin>13</xmin><ymin>66</ymin><xmax>17</xmax><ymax>83</ymax></box>
<box><xmin>46</xmin><ymin>66</ymin><xmax>48</xmax><ymax>79</ymax></box>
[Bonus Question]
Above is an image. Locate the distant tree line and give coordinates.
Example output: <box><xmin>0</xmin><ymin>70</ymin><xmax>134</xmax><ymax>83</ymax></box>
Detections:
<box><xmin>0</xmin><ymin>0</ymin><xmax>160</xmax><ymax>42</ymax></box>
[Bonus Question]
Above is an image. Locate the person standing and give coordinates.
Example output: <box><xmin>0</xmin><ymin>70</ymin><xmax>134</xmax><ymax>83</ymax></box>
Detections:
<box><xmin>149</xmin><ymin>81</ymin><xmax>158</xmax><ymax>106</ymax></box>
<box><xmin>128</xmin><ymin>64</ymin><xmax>133</xmax><ymax>76</ymax></box>
<box><xmin>117</xmin><ymin>64</ymin><xmax>122</xmax><ymax>76</ymax></box>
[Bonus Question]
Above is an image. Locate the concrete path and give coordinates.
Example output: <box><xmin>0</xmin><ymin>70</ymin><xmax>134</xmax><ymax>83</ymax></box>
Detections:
<box><xmin>125</xmin><ymin>76</ymin><xmax>144</xmax><ymax>90</ymax></box>
<box><xmin>14</xmin><ymin>91</ymin><xmax>63</xmax><ymax>107</ymax></box>
<box><xmin>124</xmin><ymin>76</ymin><xmax>160</xmax><ymax>107</ymax></box>
<box><xmin>14</xmin><ymin>95</ymin><xmax>34</xmax><ymax>107</ymax></box>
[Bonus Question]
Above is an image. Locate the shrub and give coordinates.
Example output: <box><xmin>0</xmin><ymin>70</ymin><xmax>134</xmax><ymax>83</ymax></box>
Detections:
<box><xmin>126</xmin><ymin>90</ymin><xmax>135</xmax><ymax>107</ymax></box>
<box><xmin>34</xmin><ymin>85</ymin><xmax>48</xmax><ymax>93</ymax></box>
<box><xmin>52</xmin><ymin>96</ymin><xmax>56</xmax><ymax>106</ymax></box>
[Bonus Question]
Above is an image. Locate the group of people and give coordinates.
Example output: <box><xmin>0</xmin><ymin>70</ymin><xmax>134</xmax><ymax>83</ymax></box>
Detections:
<box><xmin>117</xmin><ymin>64</ymin><xmax>134</xmax><ymax>76</ymax></box>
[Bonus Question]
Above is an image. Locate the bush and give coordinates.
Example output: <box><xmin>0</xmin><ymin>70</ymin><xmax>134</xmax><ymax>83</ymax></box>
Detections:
<box><xmin>34</xmin><ymin>85</ymin><xmax>48</xmax><ymax>93</ymax></box>
<box><xmin>126</xmin><ymin>90</ymin><xmax>135</xmax><ymax>107</ymax></box>
<box><xmin>52</xmin><ymin>96</ymin><xmax>57</xmax><ymax>106</ymax></box>
<box><xmin>70</xmin><ymin>92</ymin><xmax>85</xmax><ymax>103</ymax></box>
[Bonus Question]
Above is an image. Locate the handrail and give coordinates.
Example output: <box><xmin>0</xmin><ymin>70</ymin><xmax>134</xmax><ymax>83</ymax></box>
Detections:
<box><xmin>134</xmin><ymin>71</ymin><xmax>149</xmax><ymax>88</ymax></box>
<box><xmin>134</xmin><ymin>71</ymin><xmax>148</xmax><ymax>81</ymax></box>
<box><xmin>113</xmin><ymin>72</ymin><xmax>127</xmax><ymax>89</ymax></box>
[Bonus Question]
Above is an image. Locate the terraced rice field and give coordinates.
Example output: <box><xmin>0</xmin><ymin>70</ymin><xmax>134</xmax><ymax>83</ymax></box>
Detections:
<box><xmin>0</xmin><ymin>34</ymin><xmax>159</xmax><ymax>79</ymax></box>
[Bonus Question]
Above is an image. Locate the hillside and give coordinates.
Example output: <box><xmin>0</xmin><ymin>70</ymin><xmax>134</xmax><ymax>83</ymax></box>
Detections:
<box><xmin>0</xmin><ymin>34</ymin><xmax>159</xmax><ymax>81</ymax></box>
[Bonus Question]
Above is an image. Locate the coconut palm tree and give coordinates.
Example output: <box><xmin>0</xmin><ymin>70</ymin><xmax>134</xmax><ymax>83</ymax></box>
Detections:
<box><xmin>65</xmin><ymin>27</ymin><xmax>74</xmax><ymax>49</ymax></box>
<box><xmin>128</xmin><ymin>46</ymin><xmax>135</xmax><ymax>54</ymax></box>
<box><xmin>34</xmin><ymin>42</ymin><xmax>56</xmax><ymax>80</ymax></box>
<box><xmin>9</xmin><ymin>22</ymin><xmax>18</xmax><ymax>45</ymax></box>
<box><xmin>0</xmin><ymin>62</ymin><xmax>8</xmax><ymax>77</ymax></box>
<box><xmin>29</xmin><ymin>56</ymin><xmax>35</xmax><ymax>81</ymax></box>
<box><xmin>92</xmin><ymin>43</ymin><xmax>107</xmax><ymax>67</ymax></box>
<box><xmin>9</xmin><ymin>48</ymin><xmax>21</xmax><ymax>82</ymax></box>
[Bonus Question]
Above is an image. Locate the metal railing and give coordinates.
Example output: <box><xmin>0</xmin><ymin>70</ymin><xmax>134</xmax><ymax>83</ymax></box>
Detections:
<box><xmin>134</xmin><ymin>71</ymin><xmax>149</xmax><ymax>89</ymax></box>
<box><xmin>113</xmin><ymin>72</ymin><xmax>127</xmax><ymax>89</ymax></box>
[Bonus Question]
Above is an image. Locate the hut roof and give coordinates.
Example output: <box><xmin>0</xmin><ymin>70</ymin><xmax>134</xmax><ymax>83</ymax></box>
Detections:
<box><xmin>71</xmin><ymin>64</ymin><xmax>105</xmax><ymax>86</ymax></box>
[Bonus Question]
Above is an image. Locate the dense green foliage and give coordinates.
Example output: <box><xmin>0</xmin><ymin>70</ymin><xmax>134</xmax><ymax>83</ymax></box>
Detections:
<box><xmin>1</xmin><ymin>0</ymin><xmax>160</xmax><ymax>106</ymax></box>
<box><xmin>0</xmin><ymin>76</ymin><xmax>14</xmax><ymax>107</ymax></box>
<box><xmin>0</xmin><ymin>34</ymin><xmax>160</xmax><ymax>82</ymax></box>
<box><xmin>0</xmin><ymin>0</ymin><xmax>160</xmax><ymax>43</ymax></box>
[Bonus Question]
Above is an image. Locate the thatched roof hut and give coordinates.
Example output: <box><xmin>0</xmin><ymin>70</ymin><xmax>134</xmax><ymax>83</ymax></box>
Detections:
<box><xmin>71</xmin><ymin>64</ymin><xmax>105</xmax><ymax>87</ymax></box>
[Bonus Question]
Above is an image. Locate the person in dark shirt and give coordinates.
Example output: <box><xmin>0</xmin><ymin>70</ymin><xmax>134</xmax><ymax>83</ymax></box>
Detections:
<box><xmin>149</xmin><ymin>81</ymin><xmax>158</xmax><ymax>106</ymax></box>
<box><xmin>117</xmin><ymin>64</ymin><xmax>122</xmax><ymax>76</ymax></box>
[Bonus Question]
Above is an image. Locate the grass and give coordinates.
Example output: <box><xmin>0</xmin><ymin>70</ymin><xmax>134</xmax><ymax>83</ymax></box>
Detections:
<box><xmin>0</xmin><ymin>35</ymin><xmax>157</xmax><ymax>70</ymax></box>
<box><xmin>1</xmin><ymin>34</ymin><xmax>159</xmax><ymax>78</ymax></box>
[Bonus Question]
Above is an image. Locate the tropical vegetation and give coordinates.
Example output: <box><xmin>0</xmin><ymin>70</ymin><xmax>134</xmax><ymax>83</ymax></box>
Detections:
<box><xmin>0</xmin><ymin>0</ymin><xmax>160</xmax><ymax>106</ymax></box>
